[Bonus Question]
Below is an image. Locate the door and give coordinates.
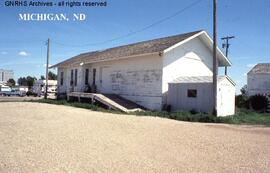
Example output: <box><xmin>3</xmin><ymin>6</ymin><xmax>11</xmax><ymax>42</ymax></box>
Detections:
<box><xmin>99</xmin><ymin>66</ymin><xmax>112</xmax><ymax>93</ymax></box>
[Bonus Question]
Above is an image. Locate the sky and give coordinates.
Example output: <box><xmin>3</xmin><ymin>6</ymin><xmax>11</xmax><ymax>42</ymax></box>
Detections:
<box><xmin>0</xmin><ymin>0</ymin><xmax>270</xmax><ymax>93</ymax></box>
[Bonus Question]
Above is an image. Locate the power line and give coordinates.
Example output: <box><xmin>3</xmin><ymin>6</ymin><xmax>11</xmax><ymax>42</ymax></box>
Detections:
<box><xmin>53</xmin><ymin>0</ymin><xmax>203</xmax><ymax>47</ymax></box>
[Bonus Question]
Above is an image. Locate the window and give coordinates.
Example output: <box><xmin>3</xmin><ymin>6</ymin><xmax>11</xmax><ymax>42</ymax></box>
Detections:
<box><xmin>92</xmin><ymin>68</ymin><xmax>96</xmax><ymax>85</ymax></box>
<box><xmin>85</xmin><ymin>69</ymin><xmax>89</xmax><ymax>85</ymax></box>
<box><xmin>75</xmin><ymin>69</ymin><xmax>78</xmax><ymax>86</ymax></box>
<box><xmin>60</xmin><ymin>72</ymin><xmax>64</xmax><ymax>86</ymax></box>
<box><xmin>70</xmin><ymin>70</ymin><xmax>74</xmax><ymax>86</ymax></box>
<box><xmin>187</xmin><ymin>89</ymin><xmax>197</xmax><ymax>98</ymax></box>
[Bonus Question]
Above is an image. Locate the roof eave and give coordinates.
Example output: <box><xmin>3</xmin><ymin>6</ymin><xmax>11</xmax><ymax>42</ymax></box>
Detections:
<box><xmin>201</xmin><ymin>31</ymin><xmax>232</xmax><ymax>67</ymax></box>
<box><xmin>163</xmin><ymin>30</ymin><xmax>205</xmax><ymax>53</ymax></box>
<box><xmin>50</xmin><ymin>52</ymin><xmax>161</xmax><ymax>69</ymax></box>
<box><xmin>224</xmin><ymin>75</ymin><xmax>236</xmax><ymax>86</ymax></box>
<box><xmin>162</xmin><ymin>31</ymin><xmax>232</xmax><ymax>67</ymax></box>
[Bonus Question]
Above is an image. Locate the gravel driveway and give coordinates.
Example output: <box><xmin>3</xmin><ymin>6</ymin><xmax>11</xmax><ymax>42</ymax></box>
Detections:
<box><xmin>0</xmin><ymin>102</ymin><xmax>269</xmax><ymax>173</ymax></box>
<box><xmin>0</xmin><ymin>96</ymin><xmax>43</xmax><ymax>102</ymax></box>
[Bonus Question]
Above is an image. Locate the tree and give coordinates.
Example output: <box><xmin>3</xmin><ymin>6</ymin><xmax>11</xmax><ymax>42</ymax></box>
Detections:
<box><xmin>17</xmin><ymin>77</ymin><xmax>27</xmax><ymax>86</ymax></box>
<box><xmin>6</xmin><ymin>78</ymin><xmax>16</xmax><ymax>87</ymax></box>
<box><xmin>40</xmin><ymin>75</ymin><xmax>45</xmax><ymax>80</ymax></box>
<box><xmin>236</xmin><ymin>85</ymin><xmax>249</xmax><ymax>108</ymax></box>
<box><xmin>48</xmin><ymin>71</ymin><xmax>57</xmax><ymax>80</ymax></box>
<box><xmin>240</xmin><ymin>85</ymin><xmax>248</xmax><ymax>96</ymax></box>
<box><xmin>26</xmin><ymin>76</ymin><xmax>37</xmax><ymax>89</ymax></box>
<box><xmin>18</xmin><ymin>76</ymin><xmax>37</xmax><ymax>89</ymax></box>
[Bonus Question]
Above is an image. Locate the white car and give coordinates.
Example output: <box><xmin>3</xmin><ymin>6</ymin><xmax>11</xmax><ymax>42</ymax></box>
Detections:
<box><xmin>3</xmin><ymin>89</ymin><xmax>26</xmax><ymax>97</ymax></box>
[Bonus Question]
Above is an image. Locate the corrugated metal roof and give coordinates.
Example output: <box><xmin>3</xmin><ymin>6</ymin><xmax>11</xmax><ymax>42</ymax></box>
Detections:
<box><xmin>169</xmin><ymin>76</ymin><xmax>235</xmax><ymax>86</ymax></box>
<box><xmin>248</xmin><ymin>63</ymin><xmax>270</xmax><ymax>74</ymax></box>
<box><xmin>51</xmin><ymin>30</ymin><xmax>203</xmax><ymax>68</ymax></box>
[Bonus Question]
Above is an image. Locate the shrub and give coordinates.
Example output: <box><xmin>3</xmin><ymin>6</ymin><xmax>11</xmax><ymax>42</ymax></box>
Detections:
<box><xmin>190</xmin><ymin>109</ymin><xmax>198</xmax><ymax>114</ymax></box>
<box><xmin>26</xmin><ymin>91</ymin><xmax>38</xmax><ymax>97</ymax></box>
<box><xmin>249</xmin><ymin>95</ymin><xmax>268</xmax><ymax>112</ymax></box>
<box><xmin>235</xmin><ymin>95</ymin><xmax>249</xmax><ymax>108</ymax></box>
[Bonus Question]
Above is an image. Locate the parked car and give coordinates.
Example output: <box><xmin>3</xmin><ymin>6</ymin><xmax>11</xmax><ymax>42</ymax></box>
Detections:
<box><xmin>0</xmin><ymin>86</ymin><xmax>11</xmax><ymax>96</ymax></box>
<box><xmin>9</xmin><ymin>89</ymin><xmax>26</xmax><ymax>97</ymax></box>
<box><xmin>1</xmin><ymin>89</ymin><xmax>26</xmax><ymax>97</ymax></box>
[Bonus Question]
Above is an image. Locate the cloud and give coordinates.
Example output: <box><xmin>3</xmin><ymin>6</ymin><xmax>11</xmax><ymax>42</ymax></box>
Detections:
<box><xmin>1</xmin><ymin>51</ymin><xmax>7</xmax><ymax>55</ymax></box>
<box><xmin>0</xmin><ymin>62</ymin><xmax>40</xmax><ymax>67</ymax></box>
<box><xmin>43</xmin><ymin>64</ymin><xmax>52</xmax><ymax>68</ymax></box>
<box><xmin>246</xmin><ymin>63</ymin><xmax>256</xmax><ymax>68</ymax></box>
<box><xmin>18</xmin><ymin>51</ymin><xmax>30</xmax><ymax>57</ymax></box>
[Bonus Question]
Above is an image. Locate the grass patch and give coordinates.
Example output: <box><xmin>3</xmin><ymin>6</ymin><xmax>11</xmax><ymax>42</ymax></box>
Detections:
<box><xmin>134</xmin><ymin>109</ymin><xmax>270</xmax><ymax>126</ymax></box>
<box><xmin>28</xmin><ymin>99</ymin><xmax>270</xmax><ymax>126</ymax></box>
<box><xmin>225</xmin><ymin>108</ymin><xmax>270</xmax><ymax>125</ymax></box>
<box><xmin>131</xmin><ymin>110</ymin><xmax>224</xmax><ymax>123</ymax></box>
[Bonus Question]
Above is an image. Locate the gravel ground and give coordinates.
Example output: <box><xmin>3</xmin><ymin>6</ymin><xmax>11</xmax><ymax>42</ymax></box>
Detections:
<box><xmin>0</xmin><ymin>96</ymin><xmax>43</xmax><ymax>102</ymax></box>
<box><xmin>0</xmin><ymin>102</ymin><xmax>269</xmax><ymax>173</ymax></box>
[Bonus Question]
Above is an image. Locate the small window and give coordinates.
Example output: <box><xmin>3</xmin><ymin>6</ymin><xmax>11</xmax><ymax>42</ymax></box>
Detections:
<box><xmin>85</xmin><ymin>69</ymin><xmax>89</xmax><ymax>85</ymax></box>
<box><xmin>70</xmin><ymin>70</ymin><xmax>74</xmax><ymax>86</ymax></box>
<box><xmin>187</xmin><ymin>89</ymin><xmax>197</xmax><ymax>98</ymax></box>
<box><xmin>60</xmin><ymin>72</ymin><xmax>64</xmax><ymax>86</ymax></box>
<box><xmin>75</xmin><ymin>69</ymin><xmax>78</xmax><ymax>86</ymax></box>
<box><xmin>93</xmin><ymin>68</ymin><xmax>96</xmax><ymax>85</ymax></box>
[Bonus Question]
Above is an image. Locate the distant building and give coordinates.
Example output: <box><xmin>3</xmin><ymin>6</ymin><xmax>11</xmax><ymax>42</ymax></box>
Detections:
<box><xmin>33</xmin><ymin>80</ymin><xmax>57</xmax><ymax>95</ymax></box>
<box><xmin>0</xmin><ymin>81</ymin><xmax>7</xmax><ymax>87</ymax></box>
<box><xmin>247</xmin><ymin>63</ymin><xmax>270</xmax><ymax>96</ymax></box>
<box><xmin>0</xmin><ymin>69</ymin><xmax>14</xmax><ymax>82</ymax></box>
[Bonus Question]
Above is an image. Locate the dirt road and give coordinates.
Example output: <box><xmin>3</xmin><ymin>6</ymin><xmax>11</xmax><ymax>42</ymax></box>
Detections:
<box><xmin>0</xmin><ymin>102</ymin><xmax>269</xmax><ymax>173</ymax></box>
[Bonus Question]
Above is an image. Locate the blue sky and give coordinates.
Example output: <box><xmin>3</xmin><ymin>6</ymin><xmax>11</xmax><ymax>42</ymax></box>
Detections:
<box><xmin>0</xmin><ymin>0</ymin><xmax>269</xmax><ymax>93</ymax></box>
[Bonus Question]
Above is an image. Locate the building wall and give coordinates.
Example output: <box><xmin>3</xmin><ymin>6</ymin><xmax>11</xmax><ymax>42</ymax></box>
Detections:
<box><xmin>168</xmin><ymin>78</ymin><xmax>235</xmax><ymax>116</ymax></box>
<box><xmin>57</xmin><ymin>67</ymin><xmax>69</xmax><ymax>94</ymax></box>
<box><xmin>217</xmin><ymin>79</ymin><xmax>235</xmax><ymax>116</ymax></box>
<box><xmin>92</xmin><ymin>54</ymin><xmax>163</xmax><ymax>110</ymax></box>
<box><xmin>168</xmin><ymin>83</ymin><xmax>213</xmax><ymax>113</ymax></box>
<box><xmin>0</xmin><ymin>69</ymin><xmax>14</xmax><ymax>82</ymax></box>
<box><xmin>162</xmin><ymin>37</ymin><xmax>213</xmax><ymax>104</ymax></box>
<box><xmin>247</xmin><ymin>73</ymin><xmax>270</xmax><ymax>96</ymax></box>
<box><xmin>58</xmin><ymin>54</ymin><xmax>163</xmax><ymax>110</ymax></box>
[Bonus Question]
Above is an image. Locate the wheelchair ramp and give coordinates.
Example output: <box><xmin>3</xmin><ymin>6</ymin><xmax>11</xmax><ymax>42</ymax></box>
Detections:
<box><xmin>67</xmin><ymin>92</ymin><xmax>144</xmax><ymax>113</ymax></box>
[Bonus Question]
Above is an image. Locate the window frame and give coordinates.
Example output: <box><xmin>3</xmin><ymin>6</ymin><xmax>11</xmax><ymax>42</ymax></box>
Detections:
<box><xmin>187</xmin><ymin>89</ymin><xmax>197</xmax><ymax>98</ymax></box>
<box><xmin>92</xmin><ymin>68</ymin><xmax>96</xmax><ymax>85</ymax></box>
<box><xmin>85</xmin><ymin>69</ymin><xmax>89</xmax><ymax>85</ymax></box>
<box><xmin>74</xmin><ymin>69</ymin><xmax>78</xmax><ymax>86</ymax></box>
<box><xmin>60</xmin><ymin>72</ymin><xmax>64</xmax><ymax>86</ymax></box>
<box><xmin>70</xmin><ymin>69</ymin><xmax>74</xmax><ymax>86</ymax></box>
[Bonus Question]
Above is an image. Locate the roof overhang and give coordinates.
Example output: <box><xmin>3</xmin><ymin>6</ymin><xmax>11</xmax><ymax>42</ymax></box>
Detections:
<box><xmin>169</xmin><ymin>75</ymin><xmax>236</xmax><ymax>86</ymax></box>
<box><xmin>50</xmin><ymin>52</ymin><xmax>160</xmax><ymax>69</ymax></box>
<box><xmin>163</xmin><ymin>31</ymin><xmax>232</xmax><ymax>67</ymax></box>
<box><xmin>221</xmin><ymin>76</ymin><xmax>236</xmax><ymax>86</ymax></box>
<box><xmin>200</xmin><ymin>31</ymin><xmax>232</xmax><ymax>67</ymax></box>
<box><xmin>51</xmin><ymin>30</ymin><xmax>231</xmax><ymax>69</ymax></box>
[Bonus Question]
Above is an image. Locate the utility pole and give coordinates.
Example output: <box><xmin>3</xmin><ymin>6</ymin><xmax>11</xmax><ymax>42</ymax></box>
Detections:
<box><xmin>221</xmin><ymin>36</ymin><xmax>235</xmax><ymax>75</ymax></box>
<box><xmin>45</xmin><ymin>38</ymin><xmax>50</xmax><ymax>99</ymax></box>
<box><xmin>212</xmin><ymin>0</ymin><xmax>217</xmax><ymax>116</ymax></box>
